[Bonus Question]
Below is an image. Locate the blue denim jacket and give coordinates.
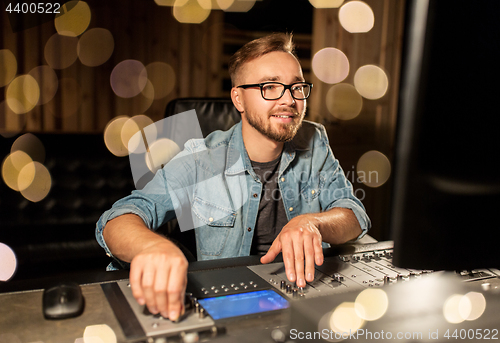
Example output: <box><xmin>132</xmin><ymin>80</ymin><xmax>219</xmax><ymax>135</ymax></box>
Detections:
<box><xmin>95</xmin><ymin>120</ymin><xmax>371</xmax><ymax>269</ymax></box>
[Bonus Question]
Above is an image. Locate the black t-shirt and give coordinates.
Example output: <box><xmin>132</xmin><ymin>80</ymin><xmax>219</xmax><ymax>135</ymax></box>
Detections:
<box><xmin>250</xmin><ymin>155</ymin><xmax>289</xmax><ymax>255</ymax></box>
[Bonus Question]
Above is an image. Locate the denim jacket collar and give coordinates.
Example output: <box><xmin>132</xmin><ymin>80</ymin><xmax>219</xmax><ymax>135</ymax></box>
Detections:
<box><xmin>225</xmin><ymin>122</ymin><xmax>251</xmax><ymax>177</ymax></box>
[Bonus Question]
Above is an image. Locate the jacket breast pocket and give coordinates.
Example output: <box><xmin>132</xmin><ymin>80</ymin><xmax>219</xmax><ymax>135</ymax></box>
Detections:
<box><xmin>300</xmin><ymin>174</ymin><xmax>324</xmax><ymax>203</ymax></box>
<box><xmin>192</xmin><ymin>197</ymin><xmax>236</xmax><ymax>256</ymax></box>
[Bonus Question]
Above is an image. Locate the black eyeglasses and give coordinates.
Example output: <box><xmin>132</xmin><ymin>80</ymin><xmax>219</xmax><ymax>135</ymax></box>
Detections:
<box><xmin>237</xmin><ymin>81</ymin><xmax>313</xmax><ymax>100</ymax></box>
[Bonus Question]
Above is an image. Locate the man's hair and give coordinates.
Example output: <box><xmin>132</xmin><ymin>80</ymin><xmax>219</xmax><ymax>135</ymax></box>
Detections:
<box><xmin>228</xmin><ymin>32</ymin><xmax>297</xmax><ymax>86</ymax></box>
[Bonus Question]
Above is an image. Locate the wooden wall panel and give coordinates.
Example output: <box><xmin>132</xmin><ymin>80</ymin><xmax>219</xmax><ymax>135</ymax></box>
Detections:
<box><xmin>0</xmin><ymin>1</ymin><xmax>225</xmax><ymax>134</ymax></box>
<box><xmin>310</xmin><ymin>0</ymin><xmax>406</xmax><ymax>240</ymax></box>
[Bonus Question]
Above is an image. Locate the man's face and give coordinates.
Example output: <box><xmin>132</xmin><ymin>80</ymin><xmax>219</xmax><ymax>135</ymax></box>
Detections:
<box><xmin>235</xmin><ymin>51</ymin><xmax>307</xmax><ymax>142</ymax></box>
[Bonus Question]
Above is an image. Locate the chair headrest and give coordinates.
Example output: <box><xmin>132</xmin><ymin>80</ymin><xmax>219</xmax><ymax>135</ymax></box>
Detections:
<box><xmin>165</xmin><ymin>98</ymin><xmax>241</xmax><ymax>137</ymax></box>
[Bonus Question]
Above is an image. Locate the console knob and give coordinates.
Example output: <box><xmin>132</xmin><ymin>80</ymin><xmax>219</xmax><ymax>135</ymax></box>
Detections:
<box><xmin>280</xmin><ymin>280</ymin><xmax>286</xmax><ymax>290</ymax></box>
<box><xmin>286</xmin><ymin>284</ymin><xmax>292</xmax><ymax>294</ymax></box>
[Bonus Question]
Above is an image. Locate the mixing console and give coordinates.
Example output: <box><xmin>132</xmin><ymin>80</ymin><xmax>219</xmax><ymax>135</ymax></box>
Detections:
<box><xmin>102</xmin><ymin>241</ymin><xmax>500</xmax><ymax>342</ymax></box>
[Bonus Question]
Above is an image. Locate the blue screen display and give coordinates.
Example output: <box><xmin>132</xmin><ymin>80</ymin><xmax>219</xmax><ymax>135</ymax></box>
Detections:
<box><xmin>197</xmin><ymin>289</ymin><xmax>289</xmax><ymax>320</ymax></box>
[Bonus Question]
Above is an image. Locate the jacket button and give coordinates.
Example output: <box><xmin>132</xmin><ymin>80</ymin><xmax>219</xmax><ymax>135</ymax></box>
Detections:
<box><xmin>247</xmin><ymin>227</ymin><xmax>252</xmax><ymax>232</ymax></box>
<box><xmin>289</xmin><ymin>207</ymin><xmax>293</xmax><ymax>212</ymax></box>
<box><xmin>311</xmin><ymin>190</ymin><xmax>315</xmax><ymax>195</ymax></box>
<box><xmin>281</xmin><ymin>177</ymin><xmax>285</xmax><ymax>182</ymax></box>
<box><xmin>209</xmin><ymin>217</ymin><xmax>214</xmax><ymax>222</ymax></box>
<box><xmin>253</xmin><ymin>193</ymin><xmax>258</xmax><ymax>198</ymax></box>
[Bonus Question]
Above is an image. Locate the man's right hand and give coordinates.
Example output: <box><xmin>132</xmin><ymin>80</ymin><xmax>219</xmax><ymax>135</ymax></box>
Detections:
<box><xmin>102</xmin><ymin>214</ymin><xmax>189</xmax><ymax>321</ymax></box>
<box><xmin>129</xmin><ymin>240</ymin><xmax>188</xmax><ymax>321</ymax></box>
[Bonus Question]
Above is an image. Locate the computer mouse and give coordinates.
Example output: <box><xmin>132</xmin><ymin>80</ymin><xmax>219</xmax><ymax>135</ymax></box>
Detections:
<box><xmin>42</xmin><ymin>281</ymin><xmax>84</xmax><ymax>320</ymax></box>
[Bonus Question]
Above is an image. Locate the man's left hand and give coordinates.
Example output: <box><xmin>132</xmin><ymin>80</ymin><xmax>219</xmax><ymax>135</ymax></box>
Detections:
<box><xmin>260</xmin><ymin>214</ymin><xmax>324</xmax><ymax>288</ymax></box>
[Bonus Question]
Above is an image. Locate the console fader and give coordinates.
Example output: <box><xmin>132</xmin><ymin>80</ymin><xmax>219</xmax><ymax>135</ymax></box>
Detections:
<box><xmin>248</xmin><ymin>242</ymin><xmax>434</xmax><ymax>300</ymax></box>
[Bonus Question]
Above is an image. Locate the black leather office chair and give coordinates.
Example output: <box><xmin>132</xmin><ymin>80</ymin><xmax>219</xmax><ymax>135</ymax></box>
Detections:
<box><xmin>164</xmin><ymin>97</ymin><xmax>241</xmax><ymax>137</ymax></box>
<box><xmin>161</xmin><ymin>97</ymin><xmax>241</xmax><ymax>261</ymax></box>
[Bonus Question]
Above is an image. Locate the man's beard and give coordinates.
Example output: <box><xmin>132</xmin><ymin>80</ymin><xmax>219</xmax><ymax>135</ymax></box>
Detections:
<box><xmin>245</xmin><ymin>107</ymin><xmax>304</xmax><ymax>142</ymax></box>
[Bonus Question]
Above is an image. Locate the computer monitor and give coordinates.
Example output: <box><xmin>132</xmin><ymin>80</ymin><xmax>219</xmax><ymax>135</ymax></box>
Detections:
<box><xmin>391</xmin><ymin>0</ymin><xmax>500</xmax><ymax>271</ymax></box>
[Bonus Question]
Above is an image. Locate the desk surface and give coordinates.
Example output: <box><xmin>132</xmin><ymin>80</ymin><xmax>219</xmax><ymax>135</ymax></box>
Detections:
<box><xmin>0</xmin><ymin>283</ymin><xmax>126</xmax><ymax>343</ymax></box>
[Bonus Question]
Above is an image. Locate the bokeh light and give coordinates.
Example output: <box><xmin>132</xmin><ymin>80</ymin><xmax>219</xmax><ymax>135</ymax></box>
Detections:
<box><xmin>28</xmin><ymin>66</ymin><xmax>59</xmax><ymax>105</ymax></box>
<box><xmin>115</xmin><ymin>79</ymin><xmax>155</xmax><ymax>116</ymax></box>
<box><xmin>2</xmin><ymin>151</ymin><xmax>33</xmax><ymax>191</ymax></box>
<box><xmin>173</xmin><ymin>0</ymin><xmax>211</xmax><ymax>24</ymax></box>
<box><xmin>317</xmin><ymin>311</ymin><xmax>343</xmax><ymax>342</ymax></box>
<box><xmin>326</xmin><ymin>83</ymin><xmax>363</xmax><ymax>120</ymax></box>
<box><xmin>83</xmin><ymin>324</ymin><xmax>117</xmax><ymax>343</ymax></box>
<box><xmin>145</xmin><ymin>138</ymin><xmax>181</xmax><ymax>173</ymax></box>
<box><xmin>463</xmin><ymin>292</ymin><xmax>486</xmax><ymax>321</ymax></box>
<box><xmin>104</xmin><ymin>116</ymin><xmax>131</xmax><ymax>157</ymax></box>
<box><xmin>330</xmin><ymin>302</ymin><xmax>365</xmax><ymax>334</ymax></box>
<box><xmin>0</xmin><ymin>243</ymin><xmax>17</xmax><ymax>281</ymax></box>
<box><xmin>357</xmin><ymin>151</ymin><xmax>391</xmax><ymax>188</ymax></box>
<box><xmin>12</xmin><ymin>133</ymin><xmax>46</xmax><ymax>163</ymax></box>
<box><xmin>339</xmin><ymin>1</ymin><xmax>375</xmax><ymax>33</ymax></box>
<box><xmin>141</xmin><ymin>79</ymin><xmax>155</xmax><ymax>101</ymax></box>
<box><xmin>219</xmin><ymin>0</ymin><xmax>257</xmax><ymax>12</ymax></box>
<box><xmin>443</xmin><ymin>294</ymin><xmax>470</xmax><ymax>324</ymax></box>
<box><xmin>54</xmin><ymin>1</ymin><xmax>91</xmax><ymax>37</ymax></box>
<box><xmin>20</xmin><ymin>162</ymin><xmax>52</xmax><ymax>202</ymax></box>
<box><xmin>5</xmin><ymin>75</ymin><xmax>40</xmax><ymax>114</ymax></box>
<box><xmin>312</xmin><ymin>48</ymin><xmax>349</xmax><ymax>84</ymax></box>
<box><xmin>122</xmin><ymin>115</ymin><xmax>155</xmax><ymax>154</ymax></box>
<box><xmin>198</xmin><ymin>0</ymin><xmax>213</xmax><ymax>10</ymax></box>
<box><xmin>77</xmin><ymin>28</ymin><xmax>115</xmax><ymax>67</ymax></box>
<box><xmin>354</xmin><ymin>288</ymin><xmax>388</xmax><ymax>321</ymax></box>
<box><xmin>309</xmin><ymin>0</ymin><xmax>344</xmax><ymax>8</ymax></box>
<box><xmin>0</xmin><ymin>49</ymin><xmax>17</xmax><ymax>87</ymax></box>
<box><xmin>354</xmin><ymin>65</ymin><xmax>389</xmax><ymax>100</ymax></box>
<box><xmin>0</xmin><ymin>101</ymin><xmax>26</xmax><ymax>138</ymax></box>
<box><xmin>443</xmin><ymin>292</ymin><xmax>487</xmax><ymax>324</ymax></box>
<box><xmin>110</xmin><ymin>60</ymin><xmax>148</xmax><ymax>98</ymax></box>
<box><xmin>145</xmin><ymin>62</ymin><xmax>176</xmax><ymax>99</ymax></box>
<box><xmin>16</xmin><ymin>161</ymin><xmax>36</xmax><ymax>192</ymax></box>
<box><xmin>44</xmin><ymin>33</ymin><xmax>79</xmax><ymax>69</ymax></box>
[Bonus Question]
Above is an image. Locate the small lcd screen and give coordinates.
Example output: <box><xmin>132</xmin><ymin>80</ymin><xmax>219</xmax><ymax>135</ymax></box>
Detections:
<box><xmin>197</xmin><ymin>289</ymin><xmax>289</xmax><ymax>320</ymax></box>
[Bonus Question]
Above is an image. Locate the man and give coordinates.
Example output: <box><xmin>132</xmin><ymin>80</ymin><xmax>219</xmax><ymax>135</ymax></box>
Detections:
<box><xmin>96</xmin><ymin>33</ymin><xmax>370</xmax><ymax>322</ymax></box>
